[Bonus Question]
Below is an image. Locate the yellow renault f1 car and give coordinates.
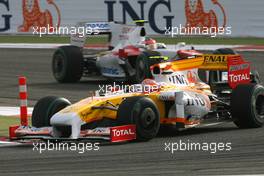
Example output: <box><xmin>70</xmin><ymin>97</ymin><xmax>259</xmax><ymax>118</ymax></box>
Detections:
<box><xmin>13</xmin><ymin>53</ymin><xmax>264</xmax><ymax>142</ymax></box>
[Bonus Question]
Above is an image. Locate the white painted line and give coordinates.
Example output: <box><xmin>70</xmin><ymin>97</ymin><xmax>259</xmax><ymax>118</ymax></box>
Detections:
<box><xmin>0</xmin><ymin>141</ymin><xmax>15</xmax><ymax>144</ymax></box>
<box><xmin>1</xmin><ymin>43</ymin><xmax>264</xmax><ymax>51</ymax></box>
<box><xmin>0</xmin><ymin>43</ymin><xmax>232</xmax><ymax>50</ymax></box>
<box><xmin>234</xmin><ymin>48</ymin><xmax>264</xmax><ymax>52</ymax></box>
<box><xmin>167</xmin><ymin>44</ymin><xmax>243</xmax><ymax>51</ymax></box>
<box><xmin>0</xmin><ymin>43</ymin><xmax>68</xmax><ymax>49</ymax></box>
<box><xmin>0</xmin><ymin>106</ymin><xmax>33</xmax><ymax>117</ymax></box>
<box><xmin>0</xmin><ymin>141</ymin><xmax>22</xmax><ymax>147</ymax></box>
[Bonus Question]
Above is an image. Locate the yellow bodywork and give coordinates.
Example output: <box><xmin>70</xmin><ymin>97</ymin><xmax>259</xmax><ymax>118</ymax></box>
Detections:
<box><xmin>60</xmin><ymin>92</ymin><xmax>166</xmax><ymax>123</ymax></box>
<box><xmin>59</xmin><ymin>54</ymin><xmax>236</xmax><ymax>125</ymax></box>
<box><xmin>157</xmin><ymin>54</ymin><xmax>232</xmax><ymax>72</ymax></box>
<box><xmin>59</xmin><ymin>85</ymin><xmax>210</xmax><ymax>125</ymax></box>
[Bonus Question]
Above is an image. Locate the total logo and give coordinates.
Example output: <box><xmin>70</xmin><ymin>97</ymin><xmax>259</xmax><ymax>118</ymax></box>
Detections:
<box><xmin>229</xmin><ymin>73</ymin><xmax>250</xmax><ymax>82</ymax></box>
<box><xmin>227</xmin><ymin>58</ymin><xmax>251</xmax><ymax>89</ymax></box>
<box><xmin>110</xmin><ymin>125</ymin><xmax>136</xmax><ymax>142</ymax></box>
<box><xmin>112</xmin><ymin>128</ymin><xmax>135</xmax><ymax>136</ymax></box>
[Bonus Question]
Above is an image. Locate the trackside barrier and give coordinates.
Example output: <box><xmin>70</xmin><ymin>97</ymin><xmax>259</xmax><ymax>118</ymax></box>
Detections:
<box><xmin>19</xmin><ymin>76</ymin><xmax>28</xmax><ymax>126</ymax></box>
<box><xmin>9</xmin><ymin>76</ymin><xmax>28</xmax><ymax>139</ymax></box>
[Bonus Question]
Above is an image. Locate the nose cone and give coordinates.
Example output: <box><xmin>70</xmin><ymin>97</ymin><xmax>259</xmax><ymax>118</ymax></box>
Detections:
<box><xmin>50</xmin><ymin>112</ymin><xmax>83</xmax><ymax>139</ymax></box>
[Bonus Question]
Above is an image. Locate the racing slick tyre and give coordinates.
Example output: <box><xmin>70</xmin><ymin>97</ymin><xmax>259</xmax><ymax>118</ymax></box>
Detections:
<box><xmin>198</xmin><ymin>70</ymin><xmax>208</xmax><ymax>83</ymax></box>
<box><xmin>231</xmin><ymin>84</ymin><xmax>264</xmax><ymax>128</ymax></box>
<box><xmin>117</xmin><ymin>96</ymin><xmax>160</xmax><ymax>141</ymax></box>
<box><xmin>52</xmin><ymin>45</ymin><xmax>84</xmax><ymax>83</ymax></box>
<box><xmin>198</xmin><ymin>48</ymin><xmax>236</xmax><ymax>83</ymax></box>
<box><xmin>133</xmin><ymin>51</ymin><xmax>161</xmax><ymax>83</ymax></box>
<box><xmin>213</xmin><ymin>48</ymin><xmax>237</xmax><ymax>55</ymax></box>
<box><xmin>32</xmin><ymin>96</ymin><xmax>71</xmax><ymax>127</ymax></box>
<box><xmin>250</xmin><ymin>70</ymin><xmax>261</xmax><ymax>84</ymax></box>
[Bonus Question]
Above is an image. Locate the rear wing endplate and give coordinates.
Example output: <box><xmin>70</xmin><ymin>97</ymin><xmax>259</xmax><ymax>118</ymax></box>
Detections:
<box><xmin>199</xmin><ymin>54</ymin><xmax>251</xmax><ymax>88</ymax></box>
<box><xmin>70</xmin><ymin>22</ymin><xmax>111</xmax><ymax>47</ymax></box>
<box><xmin>70</xmin><ymin>21</ymin><xmax>146</xmax><ymax>49</ymax></box>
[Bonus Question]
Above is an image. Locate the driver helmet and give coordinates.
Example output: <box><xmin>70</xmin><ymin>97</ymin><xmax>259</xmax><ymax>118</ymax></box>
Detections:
<box><xmin>144</xmin><ymin>38</ymin><xmax>157</xmax><ymax>50</ymax></box>
<box><xmin>142</xmin><ymin>79</ymin><xmax>160</xmax><ymax>92</ymax></box>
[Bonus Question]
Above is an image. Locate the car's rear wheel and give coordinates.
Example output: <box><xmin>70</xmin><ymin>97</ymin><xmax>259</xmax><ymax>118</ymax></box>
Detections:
<box><xmin>231</xmin><ymin>84</ymin><xmax>264</xmax><ymax>128</ymax></box>
<box><xmin>117</xmin><ymin>96</ymin><xmax>160</xmax><ymax>141</ymax></box>
<box><xmin>32</xmin><ymin>96</ymin><xmax>71</xmax><ymax>127</ymax></box>
<box><xmin>251</xmin><ymin>70</ymin><xmax>261</xmax><ymax>84</ymax></box>
<box><xmin>133</xmin><ymin>51</ymin><xmax>162</xmax><ymax>83</ymax></box>
<box><xmin>52</xmin><ymin>45</ymin><xmax>84</xmax><ymax>83</ymax></box>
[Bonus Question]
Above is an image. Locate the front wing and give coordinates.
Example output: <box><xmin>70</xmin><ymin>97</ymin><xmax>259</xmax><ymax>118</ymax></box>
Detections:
<box><xmin>11</xmin><ymin>125</ymin><xmax>136</xmax><ymax>143</ymax></box>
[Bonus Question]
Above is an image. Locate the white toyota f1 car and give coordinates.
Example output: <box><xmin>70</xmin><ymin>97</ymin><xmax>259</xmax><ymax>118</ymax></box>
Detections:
<box><xmin>12</xmin><ymin>53</ymin><xmax>264</xmax><ymax>142</ymax></box>
<box><xmin>52</xmin><ymin>21</ymin><xmax>202</xmax><ymax>83</ymax></box>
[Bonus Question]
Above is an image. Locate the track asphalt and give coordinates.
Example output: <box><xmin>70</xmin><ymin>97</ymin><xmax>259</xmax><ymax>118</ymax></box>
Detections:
<box><xmin>0</xmin><ymin>48</ymin><xmax>264</xmax><ymax>176</ymax></box>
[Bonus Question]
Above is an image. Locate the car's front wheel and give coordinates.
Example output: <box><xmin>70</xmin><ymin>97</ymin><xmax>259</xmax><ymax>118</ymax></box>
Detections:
<box><xmin>133</xmin><ymin>51</ymin><xmax>162</xmax><ymax>83</ymax></box>
<box><xmin>117</xmin><ymin>96</ymin><xmax>160</xmax><ymax>141</ymax></box>
<box><xmin>32</xmin><ymin>96</ymin><xmax>71</xmax><ymax>127</ymax></box>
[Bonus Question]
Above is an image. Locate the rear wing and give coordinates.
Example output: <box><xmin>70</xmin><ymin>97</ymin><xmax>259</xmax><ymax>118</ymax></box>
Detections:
<box><xmin>70</xmin><ymin>21</ymin><xmax>146</xmax><ymax>49</ymax></box>
<box><xmin>199</xmin><ymin>55</ymin><xmax>229</xmax><ymax>70</ymax></box>
<box><xmin>226</xmin><ymin>55</ymin><xmax>251</xmax><ymax>88</ymax></box>
<box><xmin>70</xmin><ymin>22</ymin><xmax>111</xmax><ymax>47</ymax></box>
<box><xmin>150</xmin><ymin>54</ymin><xmax>251</xmax><ymax>88</ymax></box>
<box><xmin>200</xmin><ymin>54</ymin><xmax>251</xmax><ymax>88</ymax></box>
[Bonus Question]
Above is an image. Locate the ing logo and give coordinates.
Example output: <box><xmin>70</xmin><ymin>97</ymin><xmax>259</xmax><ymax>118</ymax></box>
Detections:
<box><xmin>185</xmin><ymin>0</ymin><xmax>226</xmax><ymax>32</ymax></box>
<box><xmin>18</xmin><ymin>0</ymin><xmax>61</xmax><ymax>32</ymax></box>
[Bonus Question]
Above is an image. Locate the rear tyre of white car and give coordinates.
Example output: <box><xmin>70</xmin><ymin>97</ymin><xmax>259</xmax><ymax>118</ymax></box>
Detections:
<box><xmin>52</xmin><ymin>45</ymin><xmax>84</xmax><ymax>83</ymax></box>
<box><xmin>32</xmin><ymin>96</ymin><xmax>71</xmax><ymax>128</ymax></box>
<box><xmin>133</xmin><ymin>51</ymin><xmax>161</xmax><ymax>83</ymax></box>
<box><xmin>199</xmin><ymin>48</ymin><xmax>237</xmax><ymax>83</ymax></box>
<box><xmin>117</xmin><ymin>96</ymin><xmax>160</xmax><ymax>141</ymax></box>
<box><xmin>213</xmin><ymin>48</ymin><xmax>237</xmax><ymax>54</ymax></box>
<box><xmin>231</xmin><ymin>84</ymin><xmax>264</xmax><ymax>128</ymax></box>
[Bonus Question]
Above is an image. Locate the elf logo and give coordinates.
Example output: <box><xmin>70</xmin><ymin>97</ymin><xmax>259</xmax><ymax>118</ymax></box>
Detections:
<box><xmin>110</xmin><ymin>125</ymin><xmax>136</xmax><ymax>142</ymax></box>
